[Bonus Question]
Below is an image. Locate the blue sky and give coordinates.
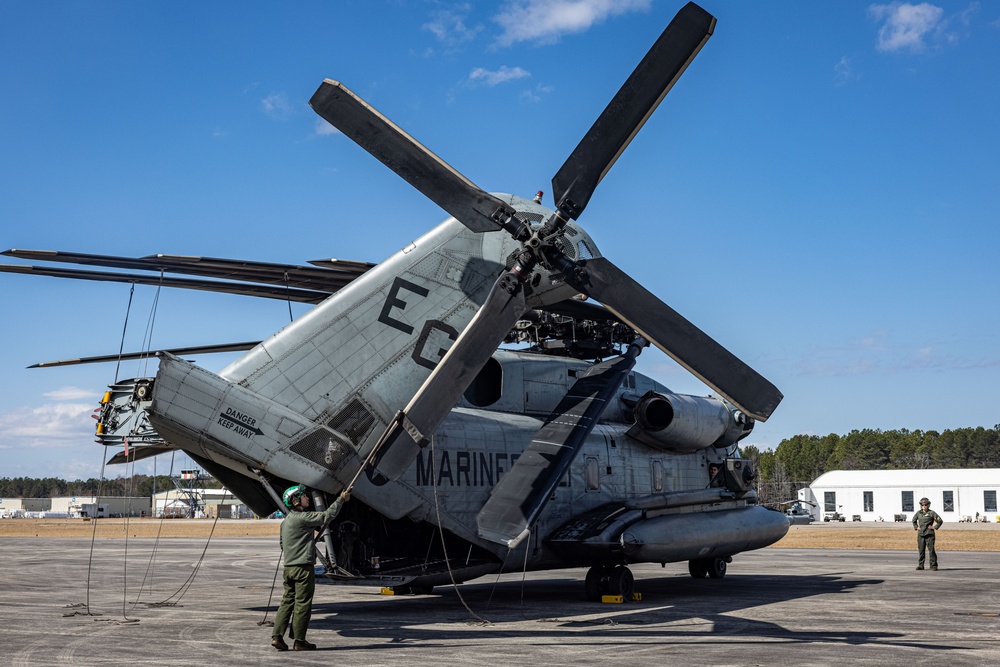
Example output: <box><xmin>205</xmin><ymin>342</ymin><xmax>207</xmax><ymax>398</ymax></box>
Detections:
<box><xmin>1</xmin><ymin>1</ymin><xmax>998</xmax><ymax>480</ymax></box>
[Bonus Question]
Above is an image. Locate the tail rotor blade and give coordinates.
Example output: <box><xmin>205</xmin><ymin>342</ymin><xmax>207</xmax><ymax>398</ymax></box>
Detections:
<box><xmin>551</xmin><ymin>2</ymin><xmax>715</xmax><ymax>219</ymax></box>
<box><xmin>567</xmin><ymin>256</ymin><xmax>782</xmax><ymax>421</ymax></box>
<box><xmin>310</xmin><ymin>80</ymin><xmax>521</xmax><ymax>235</ymax></box>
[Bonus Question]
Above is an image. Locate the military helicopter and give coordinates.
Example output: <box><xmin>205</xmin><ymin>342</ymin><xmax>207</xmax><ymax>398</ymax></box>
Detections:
<box><xmin>1</xmin><ymin>2</ymin><xmax>788</xmax><ymax>601</ymax></box>
<box><xmin>780</xmin><ymin>500</ymin><xmax>817</xmax><ymax>525</ymax></box>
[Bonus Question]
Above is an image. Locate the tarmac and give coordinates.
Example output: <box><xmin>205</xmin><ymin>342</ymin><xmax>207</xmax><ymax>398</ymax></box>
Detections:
<box><xmin>2</xmin><ymin>536</ymin><xmax>998</xmax><ymax>666</ymax></box>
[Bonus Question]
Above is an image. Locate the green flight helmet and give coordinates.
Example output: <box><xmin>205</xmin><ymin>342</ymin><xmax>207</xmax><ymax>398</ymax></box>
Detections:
<box><xmin>283</xmin><ymin>484</ymin><xmax>306</xmax><ymax>508</ymax></box>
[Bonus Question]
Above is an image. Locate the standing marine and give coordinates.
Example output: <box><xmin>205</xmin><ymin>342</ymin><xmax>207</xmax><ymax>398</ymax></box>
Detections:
<box><xmin>271</xmin><ymin>485</ymin><xmax>350</xmax><ymax>651</ymax></box>
<box><xmin>911</xmin><ymin>497</ymin><xmax>943</xmax><ymax>571</ymax></box>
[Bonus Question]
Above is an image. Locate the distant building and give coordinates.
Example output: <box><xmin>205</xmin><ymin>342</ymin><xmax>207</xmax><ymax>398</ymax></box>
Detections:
<box><xmin>0</xmin><ymin>496</ymin><xmax>150</xmax><ymax>518</ymax></box>
<box><xmin>801</xmin><ymin>469</ymin><xmax>1000</xmax><ymax>522</ymax></box>
<box><xmin>151</xmin><ymin>489</ymin><xmax>250</xmax><ymax>519</ymax></box>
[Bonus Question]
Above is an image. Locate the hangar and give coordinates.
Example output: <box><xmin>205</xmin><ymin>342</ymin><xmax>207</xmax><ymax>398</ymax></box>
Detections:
<box><xmin>800</xmin><ymin>469</ymin><xmax>1000</xmax><ymax>522</ymax></box>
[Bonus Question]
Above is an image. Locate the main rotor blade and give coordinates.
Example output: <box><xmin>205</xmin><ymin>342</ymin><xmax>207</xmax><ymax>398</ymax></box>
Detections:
<box><xmin>551</xmin><ymin>2</ymin><xmax>715</xmax><ymax>219</ymax></box>
<box><xmin>310</xmin><ymin>80</ymin><xmax>517</xmax><ymax>234</ymax></box>
<box><xmin>569</xmin><ymin>257</ymin><xmax>782</xmax><ymax>421</ymax></box>
<box><xmin>107</xmin><ymin>444</ymin><xmax>178</xmax><ymax>465</ymax></box>
<box><xmin>0</xmin><ymin>263</ymin><xmax>330</xmax><ymax>303</ymax></box>
<box><xmin>3</xmin><ymin>249</ymin><xmax>371</xmax><ymax>291</ymax></box>
<box><xmin>28</xmin><ymin>341</ymin><xmax>261</xmax><ymax>368</ymax></box>
<box><xmin>476</xmin><ymin>339</ymin><xmax>646</xmax><ymax>548</ymax></box>
<box><xmin>372</xmin><ymin>271</ymin><xmax>528</xmax><ymax>479</ymax></box>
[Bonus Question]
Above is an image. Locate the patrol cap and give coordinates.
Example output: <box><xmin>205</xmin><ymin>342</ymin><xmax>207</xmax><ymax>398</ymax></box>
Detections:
<box><xmin>283</xmin><ymin>484</ymin><xmax>306</xmax><ymax>508</ymax></box>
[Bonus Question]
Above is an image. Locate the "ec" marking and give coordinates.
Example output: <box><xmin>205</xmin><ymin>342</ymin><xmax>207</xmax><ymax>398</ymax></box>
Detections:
<box><xmin>378</xmin><ymin>277</ymin><xmax>429</xmax><ymax>335</ymax></box>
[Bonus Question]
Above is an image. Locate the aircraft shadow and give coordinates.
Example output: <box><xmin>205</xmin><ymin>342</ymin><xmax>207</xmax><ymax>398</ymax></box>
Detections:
<box><xmin>254</xmin><ymin>572</ymin><xmax>969</xmax><ymax>653</ymax></box>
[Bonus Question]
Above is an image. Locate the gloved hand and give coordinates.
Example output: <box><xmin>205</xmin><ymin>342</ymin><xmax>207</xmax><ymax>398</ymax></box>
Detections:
<box><xmin>340</xmin><ymin>489</ymin><xmax>351</xmax><ymax>502</ymax></box>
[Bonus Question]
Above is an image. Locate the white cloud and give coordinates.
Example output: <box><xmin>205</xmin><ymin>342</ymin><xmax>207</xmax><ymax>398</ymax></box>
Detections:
<box><xmin>44</xmin><ymin>386</ymin><xmax>100</xmax><ymax>401</ymax></box>
<box><xmin>261</xmin><ymin>92</ymin><xmax>293</xmax><ymax>119</ymax></box>
<box><xmin>493</xmin><ymin>0</ymin><xmax>652</xmax><ymax>47</ymax></box>
<box><xmin>521</xmin><ymin>82</ymin><xmax>555</xmax><ymax>103</ymax></box>
<box><xmin>423</xmin><ymin>4</ymin><xmax>482</xmax><ymax>46</ymax></box>
<box><xmin>834</xmin><ymin>55</ymin><xmax>860</xmax><ymax>85</ymax></box>
<box><xmin>0</xmin><ymin>402</ymin><xmax>96</xmax><ymax>446</ymax></box>
<box><xmin>314</xmin><ymin>118</ymin><xmax>341</xmax><ymax>136</ymax></box>
<box><xmin>869</xmin><ymin>2</ymin><xmax>944</xmax><ymax>53</ymax></box>
<box><xmin>469</xmin><ymin>65</ymin><xmax>531</xmax><ymax>86</ymax></box>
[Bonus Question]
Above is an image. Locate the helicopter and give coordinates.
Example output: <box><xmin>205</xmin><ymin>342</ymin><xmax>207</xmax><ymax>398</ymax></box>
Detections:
<box><xmin>0</xmin><ymin>2</ymin><xmax>788</xmax><ymax>601</ymax></box>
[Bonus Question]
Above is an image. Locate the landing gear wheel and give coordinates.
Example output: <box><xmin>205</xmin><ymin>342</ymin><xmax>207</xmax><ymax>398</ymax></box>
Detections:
<box><xmin>410</xmin><ymin>584</ymin><xmax>434</xmax><ymax>595</ymax></box>
<box><xmin>585</xmin><ymin>565</ymin><xmax>608</xmax><ymax>602</ymax></box>
<box><xmin>608</xmin><ymin>565</ymin><xmax>634</xmax><ymax>600</ymax></box>
<box><xmin>688</xmin><ymin>559</ymin><xmax>709</xmax><ymax>578</ymax></box>
<box><xmin>707</xmin><ymin>557</ymin><xmax>727</xmax><ymax>579</ymax></box>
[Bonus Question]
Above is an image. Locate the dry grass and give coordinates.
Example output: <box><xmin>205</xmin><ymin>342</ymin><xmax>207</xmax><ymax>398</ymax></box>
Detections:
<box><xmin>0</xmin><ymin>518</ymin><xmax>281</xmax><ymax>539</ymax></box>
<box><xmin>3</xmin><ymin>518</ymin><xmax>1000</xmax><ymax>551</ymax></box>
<box><xmin>774</xmin><ymin>521</ymin><xmax>1000</xmax><ymax>551</ymax></box>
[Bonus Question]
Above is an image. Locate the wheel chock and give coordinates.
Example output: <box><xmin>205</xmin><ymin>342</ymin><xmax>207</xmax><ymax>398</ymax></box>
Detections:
<box><xmin>601</xmin><ymin>595</ymin><xmax>624</xmax><ymax>604</ymax></box>
<box><xmin>380</xmin><ymin>587</ymin><xmax>396</xmax><ymax>595</ymax></box>
<box><xmin>632</xmin><ymin>592</ymin><xmax>643</xmax><ymax>601</ymax></box>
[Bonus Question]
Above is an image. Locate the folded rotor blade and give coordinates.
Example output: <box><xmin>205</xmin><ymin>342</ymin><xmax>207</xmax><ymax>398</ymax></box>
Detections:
<box><xmin>569</xmin><ymin>257</ymin><xmax>782</xmax><ymax>421</ymax></box>
<box><xmin>28</xmin><ymin>341</ymin><xmax>261</xmax><ymax>368</ymax></box>
<box><xmin>477</xmin><ymin>339</ymin><xmax>646</xmax><ymax>548</ymax></box>
<box><xmin>3</xmin><ymin>249</ymin><xmax>370</xmax><ymax>292</ymax></box>
<box><xmin>107</xmin><ymin>444</ymin><xmax>178</xmax><ymax>465</ymax></box>
<box><xmin>310</xmin><ymin>80</ymin><xmax>517</xmax><ymax>234</ymax></box>
<box><xmin>372</xmin><ymin>272</ymin><xmax>528</xmax><ymax>480</ymax></box>
<box><xmin>0</xmin><ymin>263</ymin><xmax>330</xmax><ymax>303</ymax></box>
<box><xmin>551</xmin><ymin>2</ymin><xmax>715</xmax><ymax>219</ymax></box>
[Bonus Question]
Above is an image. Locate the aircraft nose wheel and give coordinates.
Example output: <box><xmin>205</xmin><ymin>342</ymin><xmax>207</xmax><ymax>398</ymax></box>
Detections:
<box><xmin>689</xmin><ymin>557</ymin><xmax>728</xmax><ymax>579</ymax></box>
<box><xmin>584</xmin><ymin>564</ymin><xmax>634</xmax><ymax>601</ymax></box>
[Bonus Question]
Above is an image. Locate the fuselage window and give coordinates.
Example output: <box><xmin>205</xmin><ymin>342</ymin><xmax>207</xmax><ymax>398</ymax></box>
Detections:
<box><xmin>586</xmin><ymin>456</ymin><xmax>600</xmax><ymax>491</ymax></box>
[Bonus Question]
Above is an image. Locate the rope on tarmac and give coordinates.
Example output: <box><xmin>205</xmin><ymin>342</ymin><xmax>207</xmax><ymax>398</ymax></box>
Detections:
<box><xmin>428</xmin><ymin>437</ymin><xmax>491</xmax><ymax>625</ymax></box>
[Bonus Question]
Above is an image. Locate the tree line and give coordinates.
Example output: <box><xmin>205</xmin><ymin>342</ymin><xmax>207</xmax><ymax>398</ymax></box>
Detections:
<box><xmin>0</xmin><ymin>474</ymin><xmax>221</xmax><ymax>499</ymax></box>
<box><xmin>742</xmin><ymin>425</ymin><xmax>1000</xmax><ymax>506</ymax></box>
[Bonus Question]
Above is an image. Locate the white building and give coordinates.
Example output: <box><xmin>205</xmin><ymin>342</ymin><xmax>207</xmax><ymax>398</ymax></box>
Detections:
<box><xmin>801</xmin><ymin>469</ymin><xmax>1000</xmax><ymax>523</ymax></box>
<box><xmin>0</xmin><ymin>496</ymin><xmax>151</xmax><ymax>518</ymax></box>
<box><xmin>151</xmin><ymin>489</ymin><xmax>249</xmax><ymax>518</ymax></box>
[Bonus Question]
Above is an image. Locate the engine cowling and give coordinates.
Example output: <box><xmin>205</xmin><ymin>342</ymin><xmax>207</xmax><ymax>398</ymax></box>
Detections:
<box><xmin>625</xmin><ymin>391</ymin><xmax>752</xmax><ymax>453</ymax></box>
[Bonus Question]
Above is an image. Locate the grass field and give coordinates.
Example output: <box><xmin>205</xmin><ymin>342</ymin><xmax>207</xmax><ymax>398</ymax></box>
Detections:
<box><xmin>3</xmin><ymin>517</ymin><xmax>1000</xmax><ymax>551</ymax></box>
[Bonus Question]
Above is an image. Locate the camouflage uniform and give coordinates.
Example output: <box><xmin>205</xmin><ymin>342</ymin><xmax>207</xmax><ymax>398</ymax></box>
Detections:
<box><xmin>912</xmin><ymin>506</ymin><xmax>943</xmax><ymax>569</ymax></box>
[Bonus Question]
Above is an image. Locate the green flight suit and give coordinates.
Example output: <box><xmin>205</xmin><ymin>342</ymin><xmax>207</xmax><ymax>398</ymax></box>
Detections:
<box><xmin>912</xmin><ymin>507</ymin><xmax>943</xmax><ymax>568</ymax></box>
<box><xmin>272</xmin><ymin>496</ymin><xmax>344</xmax><ymax>643</ymax></box>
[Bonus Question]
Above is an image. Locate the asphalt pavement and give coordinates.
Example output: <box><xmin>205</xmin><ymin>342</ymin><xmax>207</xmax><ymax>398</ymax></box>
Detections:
<box><xmin>2</xmin><ymin>536</ymin><xmax>997</xmax><ymax>666</ymax></box>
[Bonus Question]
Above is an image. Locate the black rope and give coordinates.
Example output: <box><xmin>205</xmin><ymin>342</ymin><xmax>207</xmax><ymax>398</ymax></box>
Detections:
<box><xmin>112</xmin><ymin>283</ymin><xmax>135</xmax><ymax>383</ymax></box>
<box><xmin>151</xmin><ymin>489</ymin><xmax>229</xmax><ymax>607</ymax></box>
<box><xmin>283</xmin><ymin>271</ymin><xmax>294</xmax><ymax>322</ymax></box>
<box><xmin>429</xmin><ymin>438</ymin><xmax>490</xmax><ymax>625</ymax></box>
<box><xmin>123</xmin><ymin>451</ymin><xmax>178</xmax><ymax>613</ymax></box>
<box><xmin>257</xmin><ymin>545</ymin><xmax>285</xmax><ymax>627</ymax></box>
